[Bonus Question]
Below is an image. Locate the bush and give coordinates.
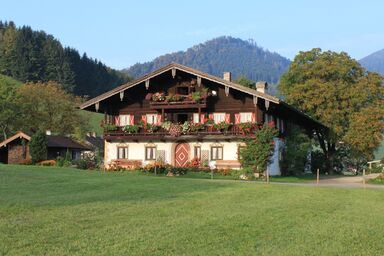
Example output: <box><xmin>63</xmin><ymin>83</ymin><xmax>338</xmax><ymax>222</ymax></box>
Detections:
<box><xmin>56</xmin><ymin>156</ymin><xmax>71</xmax><ymax>167</ymax></box>
<box><xmin>38</xmin><ymin>160</ymin><xmax>56</xmax><ymax>166</ymax></box>
<box><xmin>73</xmin><ymin>153</ymin><xmax>98</xmax><ymax>170</ymax></box>
<box><xmin>29</xmin><ymin>131</ymin><xmax>47</xmax><ymax>163</ymax></box>
<box><xmin>240</xmin><ymin>123</ymin><xmax>278</xmax><ymax>173</ymax></box>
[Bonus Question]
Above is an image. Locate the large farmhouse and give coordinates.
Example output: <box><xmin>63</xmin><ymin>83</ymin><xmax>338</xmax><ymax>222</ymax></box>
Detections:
<box><xmin>81</xmin><ymin>63</ymin><xmax>324</xmax><ymax>175</ymax></box>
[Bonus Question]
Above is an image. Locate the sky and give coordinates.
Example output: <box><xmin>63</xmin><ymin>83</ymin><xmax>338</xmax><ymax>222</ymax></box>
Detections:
<box><xmin>1</xmin><ymin>0</ymin><xmax>383</xmax><ymax>69</ymax></box>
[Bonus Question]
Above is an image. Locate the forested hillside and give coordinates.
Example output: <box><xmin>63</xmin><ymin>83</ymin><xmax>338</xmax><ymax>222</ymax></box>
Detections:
<box><xmin>0</xmin><ymin>21</ymin><xmax>130</xmax><ymax>97</ymax></box>
<box><xmin>123</xmin><ymin>36</ymin><xmax>291</xmax><ymax>84</ymax></box>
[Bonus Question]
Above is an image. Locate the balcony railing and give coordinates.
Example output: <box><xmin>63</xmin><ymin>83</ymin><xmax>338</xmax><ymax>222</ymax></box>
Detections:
<box><xmin>149</xmin><ymin>99</ymin><xmax>207</xmax><ymax>110</ymax></box>
<box><xmin>104</xmin><ymin>123</ymin><xmax>260</xmax><ymax>139</ymax></box>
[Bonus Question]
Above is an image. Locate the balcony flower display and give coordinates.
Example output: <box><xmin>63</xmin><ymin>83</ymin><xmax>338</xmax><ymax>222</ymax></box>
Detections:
<box><xmin>122</xmin><ymin>124</ymin><xmax>141</xmax><ymax>134</ymax></box>
<box><xmin>214</xmin><ymin>121</ymin><xmax>232</xmax><ymax>132</ymax></box>
<box><xmin>190</xmin><ymin>123</ymin><xmax>205</xmax><ymax>132</ymax></box>
<box><xmin>151</xmin><ymin>92</ymin><xmax>165</xmax><ymax>102</ymax></box>
<box><xmin>238</xmin><ymin>122</ymin><xmax>257</xmax><ymax>135</ymax></box>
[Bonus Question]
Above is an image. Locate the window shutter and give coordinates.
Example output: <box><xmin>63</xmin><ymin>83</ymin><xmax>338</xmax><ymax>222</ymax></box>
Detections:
<box><xmin>208</xmin><ymin>114</ymin><xmax>214</xmax><ymax>120</ymax></box>
<box><xmin>141</xmin><ymin>115</ymin><xmax>147</xmax><ymax>125</ymax></box>
<box><xmin>157</xmin><ymin>115</ymin><xmax>162</xmax><ymax>125</ymax></box>
<box><xmin>225</xmin><ymin>113</ymin><xmax>230</xmax><ymax>123</ymax></box>
<box><xmin>251</xmin><ymin>113</ymin><xmax>256</xmax><ymax>123</ymax></box>
<box><xmin>129</xmin><ymin>115</ymin><xmax>134</xmax><ymax>125</ymax></box>
<box><xmin>200</xmin><ymin>114</ymin><xmax>205</xmax><ymax>124</ymax></box>
<box><xmin>235</xmin><ymin>114</ymin><xmax>240</xmax><ymax>124</ymax></box>
<box><xmin>115</xmin><ymin>116</ymin><xmax>120</xmax><ymax>126</ymax></box>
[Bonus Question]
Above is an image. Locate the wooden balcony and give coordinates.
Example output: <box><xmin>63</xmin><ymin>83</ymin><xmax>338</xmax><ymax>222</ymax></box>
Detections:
<box><xmin>104</xmin><ymin>124</ymin><xmax>259</xmax><ymax>141</ymax></box>
<box><xmin>149</xmin><ymin>99</ymin><xmax>207</xmax><ymax>109</ymax></box>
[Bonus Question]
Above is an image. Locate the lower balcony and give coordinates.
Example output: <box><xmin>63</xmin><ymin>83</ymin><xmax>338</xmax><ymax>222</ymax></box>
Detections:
<box><xmin>104</xmin><ymin>122</ymin><xmax>260</xmax><ymax>141</ymax></box>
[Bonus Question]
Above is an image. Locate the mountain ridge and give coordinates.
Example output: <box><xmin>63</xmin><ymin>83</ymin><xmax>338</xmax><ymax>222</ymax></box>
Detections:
<box><xmin>359</xmin><ymin>49</ymin><xmax>384</xmax><ymax>75</ymax></box>
<box><xmin>122</xmin><ymin>36</ymin><xmax>291</xmax><ymax>85</ymax></box>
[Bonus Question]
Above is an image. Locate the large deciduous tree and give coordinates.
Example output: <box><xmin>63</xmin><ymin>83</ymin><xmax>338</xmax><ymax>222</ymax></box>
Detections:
<box><xmin>279</xmin><ymin>48</ymin><xmax>384</xmax><ymax>171</ymax></box>
<box><xmin>15</xmin><ymin>81</ymin><xmax>90</xmax><ymax>136</ymax></box>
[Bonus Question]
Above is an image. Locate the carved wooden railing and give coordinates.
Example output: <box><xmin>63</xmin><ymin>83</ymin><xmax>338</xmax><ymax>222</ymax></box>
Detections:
<box><xmin>104</xmin><ymin>124</ymin><xmax>259</xmax><ymax>138</ymax></box>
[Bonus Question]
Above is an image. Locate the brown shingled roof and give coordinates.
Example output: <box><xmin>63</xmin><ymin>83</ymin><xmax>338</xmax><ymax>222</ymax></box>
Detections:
<box><xmin>47</xmin><ymin>136</ymin><xmax>90</xmax><ymax>150</ymax></box>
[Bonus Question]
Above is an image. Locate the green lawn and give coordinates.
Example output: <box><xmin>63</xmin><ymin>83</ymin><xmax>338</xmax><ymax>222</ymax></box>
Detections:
<box><xmin>1</xmin><ymin>165</ymin><xmax>384</xmax><ymax>255</ymax></box>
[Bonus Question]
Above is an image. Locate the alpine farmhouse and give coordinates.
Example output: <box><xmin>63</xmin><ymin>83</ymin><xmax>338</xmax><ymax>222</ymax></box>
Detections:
<box><xmin>81</xmin><ymin>63</ymin><xmax>325</xmax><ymax>175</ymax></box>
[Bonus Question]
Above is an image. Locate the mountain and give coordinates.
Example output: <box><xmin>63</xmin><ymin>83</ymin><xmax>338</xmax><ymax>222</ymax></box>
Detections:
<box><xmin>0</xmin><ymin>21</ymin><xmax>130</xmax><ymax>97</ymax></box>
<box><xmin>359</xmin><ymin>49</ymin><xmax>384</xmax><ymax>75</ymax></box>
<box><xmin>123</xmin><ymin>37</ymin><xmax>291</xmax><ymax>86</ymax></box>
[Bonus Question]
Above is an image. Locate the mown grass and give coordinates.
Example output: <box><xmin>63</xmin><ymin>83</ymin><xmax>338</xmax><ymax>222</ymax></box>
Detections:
<box><xmin>1</xmin><ymin>164</ymin><xmax>384</xmax><ymax>255</ymax></box>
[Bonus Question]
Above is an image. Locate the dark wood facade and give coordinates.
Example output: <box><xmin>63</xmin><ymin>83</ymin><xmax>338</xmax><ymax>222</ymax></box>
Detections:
<box><xmin>81</xmin><ymin>63</ymin><xmax>325</xmax><ymax>142</ymax></box>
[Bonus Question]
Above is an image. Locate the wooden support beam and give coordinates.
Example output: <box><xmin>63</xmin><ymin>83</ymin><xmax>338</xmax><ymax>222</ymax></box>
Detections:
<box><xmin>253</xmin><ymin>96</ymin><xmax>258</xmax><ymax>106</ymax></box>
<box><xmin>145</xmin><ymin>79</ymin><xmax>150</xmax><ymax>90</ymax></box>
<box><xmin>172</xmin><ymin>68</ymin><xmax>176</xmax><ymax>78</ymax></box>
<box><xmin>119</xmin><ymin>91</ymin><xmax>124</xmax><ymax>101</ymax></box>
<box><xmin>225</xmin><ymin>86</ymin><xmax>229</xmax><ymax>97</ymax></box>
<box><xmin>265</xmin><ymin>100</ymin><xmax>270</xmax><ymax>110</ymax></box>
<box><xmin>95</xmin><ymin>102</ymin><xmax>99</xmax><ymax>112</ymax></box>
<box><xmin>197</xmin><ymin>76</ymin><xmax>201</xmax><ymax>87</ymax></box>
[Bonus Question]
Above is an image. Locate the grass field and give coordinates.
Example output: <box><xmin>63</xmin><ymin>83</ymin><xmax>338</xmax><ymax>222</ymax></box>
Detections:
<box><xmin>1</xmin><ymin>165</ymin><xmax>384</xmax><ymax>255</ymax></box>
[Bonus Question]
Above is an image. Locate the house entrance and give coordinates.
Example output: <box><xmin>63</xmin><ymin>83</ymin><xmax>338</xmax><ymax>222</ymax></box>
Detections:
<box><xmin>174</xmin><ymin>143</ymin><xmax>190</xmax><ymax>167</ymax></box>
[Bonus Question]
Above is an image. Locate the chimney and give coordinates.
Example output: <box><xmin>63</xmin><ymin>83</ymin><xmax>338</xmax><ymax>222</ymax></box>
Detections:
<box><xmin>46</xmin><ymin>130</ymin><xmax>51</xmax><ymax>136</ymax></box>
<box><xmin>223</xmin><ymin>72</ymin><xmax>231</xmax><ymax>82</ymax></box>
<box><xmin>256</xmin><ymin>81</ymin><xmax>268</xmax><ymax>94</ymax></box>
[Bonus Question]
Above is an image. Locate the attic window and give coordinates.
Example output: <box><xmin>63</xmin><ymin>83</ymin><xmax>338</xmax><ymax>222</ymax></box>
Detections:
<box><xmin>177</xmin><ymin>86</ymin><xmax>189</xmax><ymax>95</ymax></box>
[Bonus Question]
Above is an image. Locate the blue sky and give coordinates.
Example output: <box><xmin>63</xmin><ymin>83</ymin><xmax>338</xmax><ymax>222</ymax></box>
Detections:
<box><xmin>1</xmin><ymin>0</ymin><xmax>383</xmax><ymax>69</ymax></box>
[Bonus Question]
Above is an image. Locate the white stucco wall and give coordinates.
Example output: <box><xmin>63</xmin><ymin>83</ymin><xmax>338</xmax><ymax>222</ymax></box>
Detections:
<box><xmin>105</xmin><ymin>140</ymin><xmax>243</xmax><ymax>168</ymax></box>
<box><xmin>105</xmin><ymin>138</ymin><xmax>283</xmax><ymax>175</ymax></box>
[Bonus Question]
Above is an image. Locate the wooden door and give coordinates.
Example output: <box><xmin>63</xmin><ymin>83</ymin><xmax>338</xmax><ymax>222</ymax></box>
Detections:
<box><xmin>175</xmin><ymin>143</ymin><xmax>190</xmax><ymax>167</ymax></box>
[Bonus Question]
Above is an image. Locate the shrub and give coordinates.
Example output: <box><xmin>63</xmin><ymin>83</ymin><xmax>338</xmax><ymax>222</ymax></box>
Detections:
<box><xmin>240</xmin><ymin>123</ymin><xmax>278</xmax><ymax>173</ymax></box>
<box><xmin>29</xmin><ymin>130</ymin><xmax>47</xmax><ymax>163</ymax></box>
<box><xmin>38</xmin><ymin>160</ymin><xmax>56</xmax><ymax>166</ymax></box>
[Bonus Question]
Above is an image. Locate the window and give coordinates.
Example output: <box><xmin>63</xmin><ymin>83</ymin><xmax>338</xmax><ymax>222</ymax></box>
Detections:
<box><xmin>117</xmin><ymin>146</ymin><xmax>128</xmax><ymax>159</ymax></box>
<box><xmin>120</xmin><ymin>114</ymin><xmax>133</xmax><ymax>126</ymax></box>
<box><xmin>194</xmin><ymin>146</ymin><xmax>201</xmax><ymax>159</ymax></box>
<box><xmin>211</xmin><ymin>146</ymin><xmax>223</xmax><ymax>160</ymax></box>
<box><xmin>239</xmin><ymin>112</ymin><xmax>253</xmax><ymax>123</ymax></box>
<box><xmin>146</xmin><ymin>114</ymin><xmax>157</xmax><ymax>125</ymax></box>
<box><xmin>237</xmin><ymin>146</ymin><xmax>246</xmax><ymax>160</ymax></box>
<box><xmin>177</xmin><ymin>86</ymin><xmax>189</xmax><ymax>95</ymax></box>
<box><xmin>193</xmin><ymin>113</ymin><xmax>200</xmax><ymax>124</ymax></box>
<box><xmin>145</xmin><ymin>146</ymin><xmax>156</xmax><ymax>160</ymax></box>
<box><xmin>213</xmin><ymin>113</ymin><xmax>225</xmax><ymax>124</ymax></box>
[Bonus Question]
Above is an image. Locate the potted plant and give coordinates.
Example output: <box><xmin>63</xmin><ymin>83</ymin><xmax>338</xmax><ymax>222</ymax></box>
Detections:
<box><xmin>205</xmin><ymin>118</ymin><xmax>215</xmax><ymax>132</ymax></box>
<box><xmin>122</xmin><ymin>124</ymin><xmax>140</xmax><ymax>134</ymax></box>
<box><xmin>191</xmin><ymin>91</ymin><xmax>202</xmax><ymax>103</ymax></box>
<box><xmin>214</xmin><ymin>121</ymin><xmax>232</xmax><ymax>132</ymax></box>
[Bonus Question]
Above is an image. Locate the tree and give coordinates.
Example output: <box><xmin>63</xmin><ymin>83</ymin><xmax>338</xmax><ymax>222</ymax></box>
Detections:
<box><xmin>15</xmin><ymin>81</ymin><xmax>90</xmax><ymax>136</ymax></box>
<box><xmin>279</xmin><ymin>48</ymin><xmax>384</xmax><ymax>171</ymax></box>
<box><xmin>29</xmin><ymin>130</ymin><xmax>47</xmax><ymax>163</ymax></box>
<box><xmin>280</xmin><ymin>125</ymin><xmax>312</xmax><ymax>176</ymax></box>
<box><xmin>0</xmin><ymin>74</ymin><xmax>22</xmax><ymax>140</ymax></box>
<box><xmin>240</xmin><ymin>123</ymin><xmax>278</xmax><ymax>173</ymax></box>
<box><xmin>234</xmin><ymin>75</ymin><xmax>255</xmax><ymax>88</ymax></box>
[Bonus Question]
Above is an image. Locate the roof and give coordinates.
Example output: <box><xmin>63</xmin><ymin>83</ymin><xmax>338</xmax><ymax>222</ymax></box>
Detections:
<box><xmin>47</xmin><ymin>136</ymin><xmax>90</xmax><ymax>150</ymax></box>
<box><xmin>80</xmin><ymin>63</ymin><xmax>280</xmax><ymax>110</ymax></box>
<box><xmin>80</xmin><ymin>62</ymin><xmax>325</xmax><ymax>129</ymax></box>
<box><xmin>0</xmin><ymin>131</ymin><xmax>31</xmax><ymax>148</ymax></box>
<box><xmin>84</xmin><ymin>135</ymin><xmax>104</xmax><ymax>150</ymax></box>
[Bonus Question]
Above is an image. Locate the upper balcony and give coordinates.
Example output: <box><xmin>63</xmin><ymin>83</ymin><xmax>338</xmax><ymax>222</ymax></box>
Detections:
<box><xmin>147</xmin><ymin>91</ymin><xmax>208</xmax><ymax>110</ymax></box>
<box><xmin>103</xmin><ymin>121</ymin><xmax>261</xmax><ymax>141</ymax></box>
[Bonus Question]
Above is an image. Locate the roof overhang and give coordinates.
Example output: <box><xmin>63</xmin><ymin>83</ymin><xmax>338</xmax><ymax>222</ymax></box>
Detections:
<box><xmin>0</xmin><ymin>131</ymin><xmax>31</xmax><ymax>148</ymax></box>
<box><xmin>80</xmin><ymin>62</ymin><xmax>326</xmax><ymax>130</ymax></box>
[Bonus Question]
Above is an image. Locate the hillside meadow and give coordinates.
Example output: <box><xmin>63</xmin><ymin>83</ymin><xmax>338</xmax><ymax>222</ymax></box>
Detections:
<box><xmin>1</xmin><ymin>164</ymin><xmax>384</xmax><ymax>255</ymax></box>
